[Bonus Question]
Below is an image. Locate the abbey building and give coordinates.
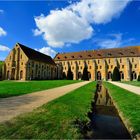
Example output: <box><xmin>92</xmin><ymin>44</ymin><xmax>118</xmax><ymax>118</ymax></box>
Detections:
<box><xmin>2</xmin><ymin>43</ymin><xmax>140</xmax><ymax>81</ymax></box>
<box><xmin>54</xmin><ymin>46</ymin><xmax>140</xmax><ymax>81</ymax></box>
<box><xmin>3</xmin><ymin>43</ymin><xmax>57</xmax><ymax>80</ymax></box>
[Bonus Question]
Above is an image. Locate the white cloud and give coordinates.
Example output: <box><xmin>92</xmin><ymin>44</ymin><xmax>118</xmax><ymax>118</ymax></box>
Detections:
<box><xmin>70</xmin><ymin>0</ymin><xmax>132</xmax><ymax>24</ymax></box>
<box><xmin>0</xmin><ymin>9</ymin><xmax>4</xmax><ymax>14</ymax></box>
<box><xmin>37</xmin><ymin>47</ymin><xmax>57</xmax><ymax>58</ymax></box>
<box><xmin>0</xmin><ymin>45</ymin><xmax>10</xmax><ymax>51</ymax></box>
<box><xmin>33</xmin><ymin>0</ymin><xmax>132</xmax><ymax>48</ymax></box>
<box><xmin>0</xmin><ymin>27</ymin><xmax>7</xmax><ymax>37</ymax></box>
<box><xmin>93</xmin><ymin>33</ymin><xmax>135</xmax><ymax>49</ymax></box>
<box><xmin>34</xmin><ymin>10</ymin><xmax>93</xmax><ymax>48</ymax></box>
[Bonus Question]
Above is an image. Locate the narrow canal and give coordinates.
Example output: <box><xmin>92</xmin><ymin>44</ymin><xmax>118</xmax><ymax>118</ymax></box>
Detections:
<box><xmin>88</xmin><ymin>82</ymin><xmax>131</xmax><ymax>139</ymax></box>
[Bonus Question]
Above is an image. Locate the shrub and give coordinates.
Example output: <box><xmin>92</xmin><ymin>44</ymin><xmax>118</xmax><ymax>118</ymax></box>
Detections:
<box><xmin>137</xmin><ymin>75</ymin><xmax>140</xmax><ymax>81</ymax></box>
<box><xmin>81</xmin><ymin>66</ymin><xmax>89</xmax><ymax>80</ymax></box>
<box><xmin>67</xmin><ymin>67</ymin><xmax>73</xmax><ymax>80</ymax></box>
<box><xmin>112</xmin><ymin>67</ymin><xmax>120</xmax><ymax>81</ymax></box>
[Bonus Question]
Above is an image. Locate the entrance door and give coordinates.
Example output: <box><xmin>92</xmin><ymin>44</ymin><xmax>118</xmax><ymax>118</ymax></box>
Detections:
<box><xmin>11</xmin><ymin>69</ymin><xmax>15</xmax><ymax>80</ymax></box>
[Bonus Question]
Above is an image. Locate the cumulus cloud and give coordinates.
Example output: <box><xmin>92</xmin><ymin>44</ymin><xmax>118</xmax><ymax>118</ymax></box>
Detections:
<box><xmin>34</xmin><ymin>10</ymin><xmax>93</xmax><ymax>47</ymax></box>
<box><xmin>37</xmin><ymin>47</ymin><xmax>57</xmax><ymax>58</ymax></box>
<box><xmin>0</xmin><ymin>27</ymin><xmax>7</xmax><ymax>37</ymax></box>
<box><xmin>33</xmin><ymin>0</ymin><xmax>132</xmax><ymax>47</ymax></box>
<box><xmin>0</xmin><ymin>45</ymin><xmax>10</xmax><ymax>51</ymax></box>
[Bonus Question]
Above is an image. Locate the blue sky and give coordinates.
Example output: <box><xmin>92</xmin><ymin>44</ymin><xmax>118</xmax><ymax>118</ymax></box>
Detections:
<box><xmin>0</xmin><ymin>0</ymin><xmax>140</xmax><ymax>60</ymax></box>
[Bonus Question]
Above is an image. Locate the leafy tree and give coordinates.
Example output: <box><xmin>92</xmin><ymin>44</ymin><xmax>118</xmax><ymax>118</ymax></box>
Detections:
<box><xmin>82</xmin><ymin>66</ymin><xmax>89</xmax><ymax>80</ymax></box>
<box><xmin>67</xmin><ymin>68</ymin><xmax>73</xmax><ymax>80</ymax></box>
<box><xmin>138</xmin><ymin>75</ymin><xmax>140</xmax><ymax>81</ymax></box>
<box><xmin>112</xmin><ymin>67</ymin><xmax>120</xmax><ymax>81</ymax></box>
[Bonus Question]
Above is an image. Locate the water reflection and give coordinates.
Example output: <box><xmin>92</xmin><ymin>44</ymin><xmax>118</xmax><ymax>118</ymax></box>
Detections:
<box><xmin>92</xmin><ymin>81</ymin><xmax>131</xmax><ymax>139</ymax></box>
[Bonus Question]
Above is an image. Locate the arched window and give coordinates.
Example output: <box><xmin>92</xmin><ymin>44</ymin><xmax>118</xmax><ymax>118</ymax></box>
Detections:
<box><xmin>120</xmin><ymin>71</ymin><xmax>124</xmax><ymax>80</ymax></box>
<box><xmin>20</xmin><ymin>70</ymin><xmax>23</xmax><ymax>80</ymax></box>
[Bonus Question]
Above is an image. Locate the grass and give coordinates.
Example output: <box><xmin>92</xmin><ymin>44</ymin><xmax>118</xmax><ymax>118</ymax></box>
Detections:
<box><xmin>0</xmin><ymin>80</ymin><xmax>81</xmax><ymax>98</ymax></box>
<box><xmin>121</xmin><ymin>81</ymin><xmax>140</xmax><ymax>87</ymax></box>
<box><xmin>0</xmin><ymin>82</ymin><xmax>96</xmax><ymax>139</ymax></box>
<box><xmin>104</xmin><ymin>82</ymin><xmax>140</xmax><ymax>136</ymax></box>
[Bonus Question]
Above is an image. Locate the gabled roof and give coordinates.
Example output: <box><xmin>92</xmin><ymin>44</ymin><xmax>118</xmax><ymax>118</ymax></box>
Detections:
<box><xmin>17</xmin><ymin>43</ymin><xmax>56</xmax><ymax>65</ymax></box>
<box><xmin>54</xmin><ymin>46</ymin><xmax>140</xmax><ymax>61</ymax></box>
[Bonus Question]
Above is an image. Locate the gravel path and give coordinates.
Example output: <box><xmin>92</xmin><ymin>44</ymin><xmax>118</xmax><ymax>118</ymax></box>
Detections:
<box><xmin>0</xmin><ymin>81</ymin><xmax>91</xmax><ymax>123</ymax></box>
<box><xmin>108</xmin><ymin>81</ymin><xmax>140</xmax><ymax>95</ymax></box>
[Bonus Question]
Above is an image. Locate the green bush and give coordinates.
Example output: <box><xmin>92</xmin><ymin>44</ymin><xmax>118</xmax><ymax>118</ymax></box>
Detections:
<box><xmin>112</xmin><ymin>67</ymin><xmax>120</xmax><ymax>81</ymax></box>
<box><xmin>137</xmin><ymin>75</ymin><xmax>140</xmax><ymax>81</ymax></box>
<box><xmin>81</xmin><ymin>66</ymin><xmax>89</xmax><ymax>80</ymax></box>
<box><xmin>67</xmin><ymin>67</ymin><xmax>73</xmax><ymax>80</ymax></box>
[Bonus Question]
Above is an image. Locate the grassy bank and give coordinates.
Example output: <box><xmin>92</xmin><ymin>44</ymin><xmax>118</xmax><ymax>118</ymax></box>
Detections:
<box><xmin>104</xmin><ymin>82</ymin><xmax>140</xmax><ymax>136</ymax></box>
<box><xmin>0</xmin><ymin>82</ymin><xmax>96</xmax><ymax>139</ymax></box>
<box><xmin>121</xmin><ymin>81</ymin><xmax>140</xmax><ymax>87</ymax></box>
<box><xmin>0</xmin><ymin>80</ymin><xmax>81</xmax><ymax>98</ymax></box>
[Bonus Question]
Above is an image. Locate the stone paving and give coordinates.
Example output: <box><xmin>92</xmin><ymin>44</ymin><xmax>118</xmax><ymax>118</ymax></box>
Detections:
<box><xmin>0</xmin><ymin>81</ymin><xmax>91</xmax><ymax>123</ymax></box>
<box><xmin>109</xmin><ymin>81</ymin><xmax>140</xmax><ymax>95</ymax></box>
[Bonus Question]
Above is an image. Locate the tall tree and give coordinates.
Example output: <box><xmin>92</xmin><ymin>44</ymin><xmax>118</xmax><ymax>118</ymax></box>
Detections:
<box><xmin>82</xmin><ymin>66</ymin><xmax>89</xmax><ymax>80</ymax></box>
<box><xmin>112</xmin><ymin>67</ymin><xmax>120</xmax><ymax>81</ymax></box>
<box><xmin>67</xmin><ymin>67</ymin><xmax>73</xmax><ymax>80</ymax></box>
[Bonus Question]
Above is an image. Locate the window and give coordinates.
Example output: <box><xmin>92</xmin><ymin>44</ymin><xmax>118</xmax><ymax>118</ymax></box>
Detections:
<box><xmin>132</xmin><ymin>58</ymin><xmax>134</xmax><ymax>62</ymax></box>
<box><xmin>135</xmin><ymin>64</ymin><xmax>137</xmax><ymax>68</ymax></box>
<box><xmin>89</xmin><ymin>66</ymin><xmax>92</xmax><ymax>69</ymax></box>
<box><xmin>120</xmin><ymin>59</ymin><xmax>122</xmax><ymax>63</ymax></box>
<box><xmin>21</xmin><ymin>62</ymin><xmax>23</xmax><ymax>65</ymax></box>
<box><xmin>100</xmin><ymin>66</ymin><xmax>102</xmax><ymax>69</ymax></box>
<box><xmin>72</xmin><ymin>67</ymin><xmax>74</xmax><ymax>70</ymax></box>
<box><xmin>122</xmin><ymin>65</ymin><xmax>124</xmax><ymax>68</ymax></box>
<box><xmin>63</xmin><ymin>62</ymin><xmax>65</xmax><ymax>65</ymax></box>
<box><xmin>108</xmin><ymin>59</ymin><xmax>110</xmax><ymax>64</ymax></box>
<box><xmin>98</xmin><ymin>60</ymin><xmax>100</xmax><ymax>64</ymax></box>
<box><xmin>81</xmin><ymin>66</ymin><xmax>82</xmax><ymax>69</ymax></box>
<box><xmin>88</xmin><ymin>61</ymin><xmax>90</xmax><ymax>64</ymax></box>
<box><xmin>79</xmin><ymin>61</ymin><xmax>80</xmax><ymax>64</ymax></box>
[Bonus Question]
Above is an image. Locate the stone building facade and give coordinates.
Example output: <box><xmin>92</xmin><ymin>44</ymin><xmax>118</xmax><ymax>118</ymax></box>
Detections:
<box><xmin>54</xmin><ymin>46</ymin><xmax>140</xmax><ymax>81</ymax></box>
<box><xmin>4</xmin><ymin>43</ymin><xmax>57</xmax><ymax>80</ymax></box>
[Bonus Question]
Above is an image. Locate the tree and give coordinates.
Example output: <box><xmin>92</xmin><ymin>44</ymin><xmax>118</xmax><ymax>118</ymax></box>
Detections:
<box><xmin>81</xmin><ymin>66</ymin><xmax>89</xmax><ymax>80</ymax></box>
<box><xmin>138</xmin><ymin>75</ymin><xmax>140</xmax><ymax>81</ymax></box>
<box><xmin>62</xmin><ymin>72</ymin><xmax>67</xmax><ymax>80</ymax></box>
<box><xmin>67</xmin><ymin>67</ymin><xmax>73</xmax><ymax>80</ymax></box>
<box><xmin>112</xmin><ymin>67</ymin><xmax>120</xmax><ymax>81</ymax></box>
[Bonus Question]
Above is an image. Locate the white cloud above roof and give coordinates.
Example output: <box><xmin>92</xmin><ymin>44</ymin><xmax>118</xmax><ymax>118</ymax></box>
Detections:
<box><xmin>33</xmin><ymin>0</ymin><xmax>132</xmax><ymax>48</ymax></box>
<box><xmin>37</xmin><ymin>46</ymin><xmax>57</xmax><ymax>58</ymax></box>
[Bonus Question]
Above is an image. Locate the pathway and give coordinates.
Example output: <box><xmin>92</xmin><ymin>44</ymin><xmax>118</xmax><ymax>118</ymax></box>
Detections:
<box><xmin>108</xmin><ymin>81</ymin><xmax>140</xmax><ymax>95</ymax></box>
<box><xmin>0</xmin><ymin>81</ymin><xmax>91</xmax><ymax>123</ymax></box>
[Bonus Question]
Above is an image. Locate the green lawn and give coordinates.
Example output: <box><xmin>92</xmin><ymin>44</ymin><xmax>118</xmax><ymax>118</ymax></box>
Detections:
<box><xmin>0</xmin><ymin>82</ymin><xmax>96</xmax><ymax>139</ymax></box>
<box><xmin>104</xmin><ymin>82</ymin><xmax>140</xmax><ymax>136</ymax></box>
<box><xmin>121</xmin><ymin>81</ymin><xmax>140</xmax><ymax>87</ymax></box>
<box><xmin>0</xmin><ymin>80</ymin><xmax>81</xmax><ymax>98</ymax></box>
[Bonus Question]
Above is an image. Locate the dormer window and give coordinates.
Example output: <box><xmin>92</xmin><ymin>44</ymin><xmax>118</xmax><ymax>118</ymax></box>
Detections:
<box><xmin>88</xmin><ymin>54</ymin><xmax>91</xmax><ymax>57</ymax></box>
<box><xmin>64</xmin><ymin>56</ymin><xmax>67</xmax><ymax>59</ymax></box>
<box><xmin>57</xmin><ymin>57</ymin><xmax>60</xmax><ymax>59</ymax></box>
<box><xmin>79</xmin><ymin>55</ymin><xmax>82</xmax><ymax>58</ymax></box>
<box><xmin>119</xmin><ymin>52</ymin><xmax>123</xmax><ymax>55</ymax></box>
<box><xmin>97</xmin><ymin>54</ymin><xmax>101</xmax><ymax>56</ymax></box>
<box><xmin>130</xmin><ymin>52</ymin><xmax>135</xmax><ymax>55</ymax></box>
<box><xmin>71</xmin><ymin>56</ymin><xmax>74</xmax><ymax>58</ymax></box>
<box><xmin>108</xmin><ymin>53</ymin><xmax>112</xmax><ymax>56</ymax></box>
